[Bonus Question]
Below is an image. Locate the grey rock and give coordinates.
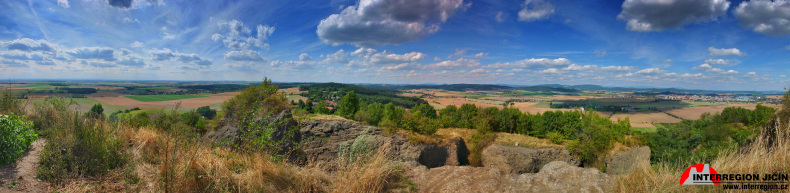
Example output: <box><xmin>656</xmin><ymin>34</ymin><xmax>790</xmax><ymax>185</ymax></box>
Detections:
<box><xmin>409</xmin><ymin>161</ymin><xmax>614</xmax><ymax>193</ymax></box>
<box><xmin>482</xmin><ymin>144</ymin><xmax>579</xmax><ymax>174</ymax></box>
<box><xmin>605</xmin><ymin>146</ymin><xmax>651</xmax><ymax>175</ymax></box>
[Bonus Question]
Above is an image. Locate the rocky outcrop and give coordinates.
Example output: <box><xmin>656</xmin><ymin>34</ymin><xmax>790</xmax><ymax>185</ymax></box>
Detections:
<box><xmin>299</xmin><ymin>120</ymin><xmax>469</xmax><ymax>168</ymax></box>
<box><xmin>408</xmin><ymin>161</ymin><xmax>614</xmax><ymax>193</ymax></box>
<box><xmin>605</xmin><ymin>146</ymin><xmax>650</xmax><ymax>175</ymax></box>
<box><xmin>204</xmin><ymin>109</ymin><xmax>300</xmax><ymax>153</ymax></box>
<box><xmin>481</xmin><ymin>144</ymin><xmax>579</xmax><ymax>174</ymax></box>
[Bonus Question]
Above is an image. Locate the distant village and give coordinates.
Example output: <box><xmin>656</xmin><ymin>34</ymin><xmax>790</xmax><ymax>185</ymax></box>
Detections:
<box><xmin>655</xmin><ymin>94</ymin><xmax>767</xmax><ymax>102</ymax></box>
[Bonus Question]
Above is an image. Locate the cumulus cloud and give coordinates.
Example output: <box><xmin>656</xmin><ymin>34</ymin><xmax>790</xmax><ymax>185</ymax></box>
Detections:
<box><xmin>474</xmin><ymin>52</ymin><xmax>488</xmax><ymax>57</ymax></box>
<box><xmin>708</xmin><ymin>47</ymin><xmax>746</xmax><ymax>56</ymax></box>
<box><xmin>224</xmin><ymin>50</ymin><xmax>265</xmax><ymax>61</ymax></box>
<box><xmin>1</xmin><ymin>38</ymin><xmax>56</xmax><ymax>52</ymax></box>
<box><xmin>316</xmin><ymin>0</ymin><xmax>465</xmax><ymax>47</ymax></box>
<box><xmin>367</xmin><ymin>50</ymin><xmax>425</xmax><ymax>65</ymax></box>
<box><xmin>541</xmin><ymin>68</ymin><xmax>560</xmax><ymax>73</ymax></box>
<box><xmin>117</xmin><ymin>58</ymin><xmax>146</xmax><ymax>67</ymax></box>
<box><xmin>704</xmin><ymin>58</ymin><xmax>730</xmax><ymax>65</ymax></box>
<box><xmin>734</xmin><ymin>0</ymin><xmax>790</xmax><ymax>36</ymax></box>
<box><xmin>299</xmin><ymin>53</ymin><xmax>313</xmax><ymax>61</ymax></box>
<box><xmin>487</xmin><ymin>58</ymin><xmax>571</xmax><ymax>69</ymax></box>
<box><xmin>692</xmin><ymin>63</ymin><xmax>739</xmax><ymax>74</ymax></box>
<box><xmin>518</xmin><ymin>0</ymin><xmax>555</xmax><ymax>22</ymax></box>
<box><xmin>323</xmin><ymin>49</ymin><xmax>351</xmax><ymax>64</ymax></box>
<box><xmin>618</xmin><ymin>0</ymin><xmax>730</xmax><ymax>32</ymax></box>
<box><xmin>743</xmin><ymin>71</ymin><xmax>770</xmax><ymax>81</ymax></box>
<box><xmin>130</xmin><ymin>41</ymin><xmax>143</xmax><ymax>48</ymax></box>
<box><xmin>635</xmin><ymin>68</ymin><xmax>667</xmax><ymax>75</ymax></box>
<box><xmin>58</xmin><ymin>0</ymin><xmax>70</xmax><ymax>8</ymax></box>
<box><xmin>213</xmin><ymin>20</ymin><xmax>275</xmax><ymax>50</ymax></box>
<box><xmin>562</xmin><ymin>64</ymin><xmax>596</xmax><ymax>71</ymax></box>
<box><xmin>424</xmin><ymin>58</ymin><xmax>480</xmax><ymax>69</ymax></box>
<box><xmin>69</xmin><ymin>47</ymin><xmax>116</xmax><ymax>61</ymax></box>
<box><xmin>147</xmin><ymin>48</ymin><xmax>211</xmax><ymax>66</ymax></box>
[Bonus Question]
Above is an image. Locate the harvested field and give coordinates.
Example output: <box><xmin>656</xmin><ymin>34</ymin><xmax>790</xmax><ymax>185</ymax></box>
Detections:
<box><xmin>91</xmin><ymin>92</ymin><xmax>239</xmax><ymax>110</ymax></box>
<box><xmin>287</xmin><ymin>95</ymin><xmax>308</xmax><ymax>103</ymax></box>
<box><xmin>610</xmin><ymin>112</ymin><xmax>682</xmax><ymax>128</ymax></box>
<box><xmin>511</xmin><ymin>102</ymin><xmax>569</xmax><ymax>114</ymax></box>
<box><xmin>398</xmin><ymin>92</ymin><xmax>423</xmax><ymax>97</ymax></box>
<box><xmin>428</xmin><ymin>98</ymin><xmax>500</xmax><ymax>109</ymax></box>
<box><xmin>662</xmin><ymin>103</ymin><xmax>778</xmax><ymax>120</ymax></box>
<box><xmin>280</xmin><ymin>87</ymin><xmax>306</xmax><ymax>95</ymax></box>
<box><xmin>594</xmin><ymin>97</ymin><xmax>652</xmax><ymax>102</ymax></box>
<box><xmin>125</xmin><ymin>94</ymin><xmax>206</xmax><ymax>102</ymax></box>
<box><xmin>535</xmin><ymin>95</ymin><xmax>600</xmax><ymax>101</ymax></box>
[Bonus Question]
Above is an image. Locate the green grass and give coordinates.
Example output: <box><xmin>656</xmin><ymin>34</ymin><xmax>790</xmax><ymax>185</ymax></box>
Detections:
<box><xmin>13</xmin><ymin>84</ymin><xmax>55</xmax><ymax>89</ymax></box>
<box><xmin>131</xmin><ymin>86</ymin><xmax>173</xmax><ymax>91</ymax></box>
<box><xmin>24</xmin><ymin>98</ymin><xmax>126</xmax><ymax>116</ymax></box>
<box><xmin>631</xmin><ymin>127</ymin><xmax>657</xmax><ymax>133</ymax></box>
<box><xmin>125</xmin><ymin>94</ymin><xmax>206</xmax><ymax>102</ymax></box>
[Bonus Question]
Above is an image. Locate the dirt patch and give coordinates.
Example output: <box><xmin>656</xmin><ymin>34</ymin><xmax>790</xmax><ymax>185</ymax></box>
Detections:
<box><xmin>399</xmin><ymin>93</ymin><xmax>423</xmax><ymax>97</ymax></box>
<box><xmin>610</xmin><ymin>112</ymin><xmax>681</xmax><ymax>128</ymax></box>
<box><xmin>91</xmin><ymin>92</ymin><xmax>240</xmax><ymax>109</ymax></box>
<box><xmin>663</xmin><ymin>103</ymin><xmax>778</xmax><ymax>120</ymax></box>
<box><xmin>0</xmin><ymin>139</ymin><xmax>49</xmax><ymax>192</ymax></box>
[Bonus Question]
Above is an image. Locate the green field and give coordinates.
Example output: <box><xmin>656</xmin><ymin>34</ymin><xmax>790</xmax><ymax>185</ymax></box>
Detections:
<box><xmin>132</xmin><ymin>86</ymin><xmax>173</xmax><ymax>91</ymax></box>
<box><xmin>25</xmin><ymin>98</ymin><xmax>126</xmax><ymax>116</ymax></box>
<box><xmin>125</xmin><ymin>94</ymin><xmax>206</xmax><ymax>102</ymax></box>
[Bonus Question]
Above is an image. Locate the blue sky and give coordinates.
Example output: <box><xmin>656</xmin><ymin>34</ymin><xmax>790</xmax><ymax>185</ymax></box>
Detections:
<box><xmin>1</xmin><ymin>0</ymin><xmax>790</xmax><ymax>91</ymax></box>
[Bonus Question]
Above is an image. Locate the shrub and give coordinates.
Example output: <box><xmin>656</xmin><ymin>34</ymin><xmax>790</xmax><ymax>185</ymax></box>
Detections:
<box><xmin>37</xmin><ymin>114</ymin><xmax>127</xmax><ymax>181</ymax></box>
<box><xmin>196</xmin><ymin>106</ymin><xmax>216</xmax><ymax>120</ymax></box>
<box><xmin>468</xmin><ymin>127</ymin><xmax>496</xmax><ymax>167</ymax></box>
<box><xmin>0</xmin><ymin>89</ymin><xmax>24</xmax><ymax>115</ymax></box>
<box><xmin>0</xmin><ymin>114</ymin><xmax>37</xmax><ymax>166</ymax></box>
<box><xmin>546</xmin><ymin>131</ymin><xmax>564</xmax><ymax>144</ymax></box>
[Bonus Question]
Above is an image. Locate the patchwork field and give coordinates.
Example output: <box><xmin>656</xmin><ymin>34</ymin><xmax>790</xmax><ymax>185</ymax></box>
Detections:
<box><xmin>23</xmin><ymin>98</ymin><xmax>127</xmax><ymax>116</ymax></box>
<box><xmin>92</xmin><ymin>92</ymin><xmax>239</xmax><ymax>110</ymax></box>
<box><xmin>610</xmin><ymin>112</ymin><xmax>682</xmax><ymax>128</ymax></box>
<box><xmin>125</xmin><ymin>94</ymin><xmax>207</xmax><ymax>102</ymax></box>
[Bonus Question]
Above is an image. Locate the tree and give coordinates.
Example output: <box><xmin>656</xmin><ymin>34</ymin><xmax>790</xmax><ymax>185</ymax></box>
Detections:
<box><xmin>315</xmin><ymin>100</ymin><xmax>330</xmax><ymax>114</ymax></box>
<box><xmin>337</xmin><ymin>91</ymin><xmax>360</xmax><ymax>118</ymax></box>
<box><xmin>411</xmin><ymin>103</ymin><xmax>437</xmax><ymax>119</ymax></box>
<box><xmin>196</xmin><ymin>106</ymin><xmax>216</xmax><ymax>120</ymax></box>
<box><xmin>87</xmin><ymin>103</ymin><xmax>104</xmax><ymax>118</ymax></box>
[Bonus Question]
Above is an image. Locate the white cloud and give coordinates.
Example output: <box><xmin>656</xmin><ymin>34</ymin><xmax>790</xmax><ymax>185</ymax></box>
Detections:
<box><xmin>562</xmin><ymin>64</ymin><xmax>596</xmax><ymax>71</ymax></box>
<box><xmin>618</xmin><ymin>0</ymin><xmax>730</xmax><ymax>32</ymax></box>
<box><xmin>664</xmin><ymin>59</ymin><xmax>673</xmax><ymax>63</ymax></box>
<box><xmin>454</xmin><ymin>49</ymin><xmax>466</xmax><ymax>56</ymax></box>
<box><xmin>58</xmin><ymin>0</ymin><xmax>70</xmax><ymax>8</ymax></box>
<box><xmin>130</xmin><ymin>41</ymin><xmax>143</xmax><ymax>48</ymax></box>
<box><xmin>214</xmin><ymin>20</ymin><xmax>274</xmax><ymax>50</ymax></box>
<box><xmin>69</xmin><ymin>47</ymin><xmax>116</xmax><ymax>61</ymax></box>
<box><xmin>0</xmin><ymin>38</ymin><xmax>57</xmax><ymax>52</ymax></box>
<box><xmin>224</xmin><ymin>50</ymin><xmax>264</xmax><ymax>61</ymax></box>
<box><xmin>316</xmin><ymin>0</ymin><xmax>464</xmax><ymax>47</ymax></box>
<box><xmin>743</xmin><ymin>71</ymin><xmax>770</xmax><ymax>81</ymax></box>
<box><xmin>161</xmin><ymin>27</ymin><xmax>176</xmax><ymax>40</ymax></box>
<box><xmin>474</xmin><ymin>52</ymin><xmax>488</xmax><ymax>57</ymax></box>
<box><xmin>323</xmin><ymin>49</ymin><xmax>350</xmax><ymax>65</ymax></box>
<box><xmin>488</xmin><ymin>58</ymin><xmax>571</xmax><ymax>69</ymax></box>
<box><xmin>367</xmin><ymin>51</ymin><xmax>425</xmax><ymax>65</ymax></box>
<box><xmin>541</xmin><ymin>68</ymin><xmax>560</xmax><ymax>73</ymax></box>
<box><xmin>704</xmin><ymin>58</ymin><xmax>730</xmax><ymax>65</ymax></box>
<box><xmin>692</xmin><ymin>63</ymin><xmax>739</xmax><ymax>75</ymax></box>
<box><xmin>518</xmin><ymin>0</ymin><xmax>555</xmax><ymax>22</ymax></box>
<box><xmin>734</xmin><ymin>0</ymin><xmax>790</xmax><ymax>36</ymax></box>
<box><xmin>147</xmin><ymin>48</ymin><xmax>211</xmax><ymax>66</ymax></box>
<box><xmin>424</xmin><ymin>58</ymin><xmax>480</xmax><ymax>69</ymax></box>
<box><xmin>299</xmin><ymin>53</ymin><xmax>312</xmax><ymax>61</ymax></box>
<box><xmin>708</xmin><ymin>47</ymin><xmax>746</xmax><ymax>56</ymax></box>
<box><xmin>635</xmin><ymin>68</ymin><xmax>666</xmax><ymax>75</ymax></box>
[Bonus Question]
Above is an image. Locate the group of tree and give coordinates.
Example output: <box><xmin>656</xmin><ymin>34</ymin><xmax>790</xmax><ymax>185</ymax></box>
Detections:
<box><xmin>646</xmin><ymin>104</ymin><xmax>776</xmax><ymax>166</ymax></box>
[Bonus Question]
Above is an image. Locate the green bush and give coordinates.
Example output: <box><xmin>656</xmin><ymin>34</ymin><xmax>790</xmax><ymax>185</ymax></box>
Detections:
<box><xmin>546</xmin><ymin>131</ymin><xmax>564</xmax><ymax>144</ymax></box>
<box><xmin>0</xmin><ymin>114</ymin><xmax>37</xmax><ymax>166</ymax></box>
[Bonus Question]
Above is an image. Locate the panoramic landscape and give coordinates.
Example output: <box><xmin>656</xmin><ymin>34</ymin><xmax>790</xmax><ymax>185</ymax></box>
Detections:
<box><xmin>2</xmin><ymin>0</ymin><xmax>790</xmax><ymax>192</ymax></box>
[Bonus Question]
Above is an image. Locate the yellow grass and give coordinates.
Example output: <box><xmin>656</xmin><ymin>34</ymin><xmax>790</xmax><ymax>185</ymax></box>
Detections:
<box><xmin>611</xmin><ymin>112</ymin><xmax>681</xmax><ymax>128</ymax></box>
<box><xmin>435</xmin><ymin>128</ymin><xmax>563</xmax><ymax>149</ymax></box>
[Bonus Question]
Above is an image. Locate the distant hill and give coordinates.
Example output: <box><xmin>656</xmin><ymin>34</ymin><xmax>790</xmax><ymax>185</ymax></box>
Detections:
<box><xmin>299</xmin><ymin>83</ymin><xmax>427</xmax><ymax>108</ymax></box>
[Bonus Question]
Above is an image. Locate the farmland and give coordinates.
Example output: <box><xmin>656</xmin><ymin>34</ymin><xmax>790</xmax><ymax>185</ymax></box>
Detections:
<box><xmin>125</xmin><ymin>94</ymin><xmax>207</xmax><ymax>102</ymax></box>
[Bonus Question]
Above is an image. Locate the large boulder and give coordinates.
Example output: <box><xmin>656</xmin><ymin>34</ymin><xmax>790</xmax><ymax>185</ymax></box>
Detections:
<box><xmin>481</xmin><ymin>144</ymin><xmax>579</xmax><ymax>174</ymax></box>
<box><xmin>605</xmin><ymin>146</ymin><xmax>650</xmax><ymax>175</ymax></box>
<box><xmin>299</xmin><ymin>120</ymin><xmax>469</xmax><ymax>168</ymax></box>
<box><xmin>204</xmin><ymin>109</ymin><xmax>301</xmax><ymax>153</ymax></box>
<box><xmin>408</xmin><ymin>161</ymin><xmax>614</xmax><ymax>193</ymax></box>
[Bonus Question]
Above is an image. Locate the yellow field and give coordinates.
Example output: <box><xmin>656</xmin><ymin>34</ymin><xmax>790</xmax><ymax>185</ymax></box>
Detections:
<box><xmin>610</xmin><ymin>112</ymin><xmax>681</xmax><ymax>128</ymax></box>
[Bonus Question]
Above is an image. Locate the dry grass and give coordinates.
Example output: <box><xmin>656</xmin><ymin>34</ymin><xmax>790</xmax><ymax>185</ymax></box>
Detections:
<box><xmin>616</xmin><ymin>119</ymin><xmax>790</xmax><ymax>192</ymax></box>
<box><xmin>663</xmin><ymin>103</ymin><xmax>776</xmax><ymax>120</ymax></box>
